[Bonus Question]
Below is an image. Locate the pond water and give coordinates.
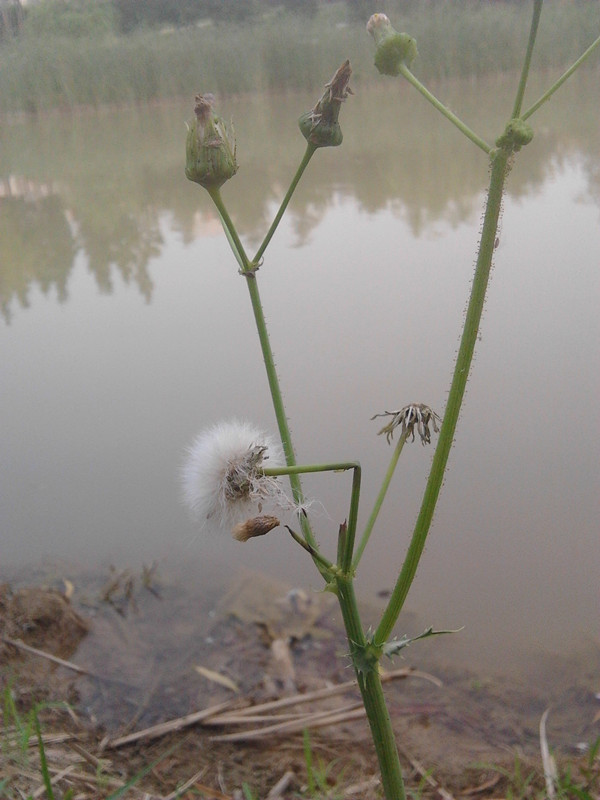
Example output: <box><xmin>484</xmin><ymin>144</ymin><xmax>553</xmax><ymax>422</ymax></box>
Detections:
<box><xmin>1</xmin><ymin>72</ymin><xmax>598</xmax><ymax>688</ymax></box>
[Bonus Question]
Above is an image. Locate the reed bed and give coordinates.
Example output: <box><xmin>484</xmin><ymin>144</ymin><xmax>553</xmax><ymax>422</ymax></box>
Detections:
<box><xmin>0</xmin><ymin>0</ymin><xmax>598</xmax><ymax>114</ymax></box>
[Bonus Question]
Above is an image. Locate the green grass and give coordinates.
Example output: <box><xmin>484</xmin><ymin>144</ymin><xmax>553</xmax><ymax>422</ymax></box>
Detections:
<box><xmin>479</xmin><ymin>741</ymin><xmax>600</xmax><ymax>800</ymax></box>
<box><xmin>0</xmin><ymin>0</ymin><xmax>598</xmax><ymax>114</ymax></box>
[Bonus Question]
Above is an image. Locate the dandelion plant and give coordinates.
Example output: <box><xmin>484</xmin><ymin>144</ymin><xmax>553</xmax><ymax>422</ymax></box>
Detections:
<box><xmin>182</xmin><ymin>5</ymin><xmax>599</xmax><ymax>797</ymax></box>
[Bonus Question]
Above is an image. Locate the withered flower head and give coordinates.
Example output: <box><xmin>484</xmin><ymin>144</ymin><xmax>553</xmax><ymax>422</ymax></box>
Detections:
<box><xmin>298</xmin><ymin>60</ymin><xmax>353</xmax><ymax>148</ymax></box>
<box><xmin>372</xmin><ymin>404</ymin><xmax>441</xmax><ymax>445</ymax></box>
<box><xmin>232</xmin><ymin>515</ymin><xmax>281</xmax><ymax>542</ymax></box>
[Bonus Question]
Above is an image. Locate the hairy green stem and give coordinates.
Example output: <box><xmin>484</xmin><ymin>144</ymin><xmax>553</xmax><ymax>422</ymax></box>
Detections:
<box><xmin>207</xmin><ymin>186</ymin><xmax>251</xmax><ymax>270</ymax></box>
<box><xmin>335</xmin><ymin>574</ymin><xmax>406</xmax><ymax>800</ymax></box>
<box><xmin>398</xmin><ymin>64</ymin><xmax>491</xmax><ymax>155</ymax></box>
<box><xmin>263</xmin><ymin>461</ymin><xmax>359</xmax><ymax>477</ymax></box>
<box><xmin>253</xmin><ymin>143</ymin><xmax>317</xmax><ymax>266</ymax></box>
<box><xmin>207</xmin><ymin>187</ymin><xmax>321</xmax><ymax>554</ymax></box>
<box><xmin>522</xmin><ymin>33</ymin><xmax>600</xmax><ymax>121</ymax></box>
<box><xmin>353</xmin><ymin>432</ymin><xmax>407</xmax><ymax>570</ymax></box>
<box><xmin>376</xmin><ymin>148</ymin><xmax>510</xmax><ymax>645</ymax></box>
<box><xmin>512</xmin><ymin>0</ymin><xmax>543</xmax><ymax>118</ymax></box>
<box><xmin>243</xmin><ymin>276</ymin><xmax>319</xmax><ymax>548</ymax></box>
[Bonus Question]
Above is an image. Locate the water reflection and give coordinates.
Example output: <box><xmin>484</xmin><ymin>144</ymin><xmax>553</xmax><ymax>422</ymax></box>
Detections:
<box><xmin>1</xmin><ymin>71</ymin><xmax>598</xmax><ymax>321</ymax></box>
<box><xmin>1</xmin><ymin>72</ymin><xmax>598</xmax><ymax>680</ymax></box>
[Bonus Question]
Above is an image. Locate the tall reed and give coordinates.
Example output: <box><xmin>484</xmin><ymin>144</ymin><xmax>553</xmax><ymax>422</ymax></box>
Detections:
<box><xmin>0</xmin><ymin>0</ymin><xmax>598</xmax><ymax>114</ymax></box>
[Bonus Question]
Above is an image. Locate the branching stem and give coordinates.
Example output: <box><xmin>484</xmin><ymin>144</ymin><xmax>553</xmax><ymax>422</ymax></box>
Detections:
<box><xmin>353</xmin><ymin>432</ymin><xmax>407</xmax><ymax>570</ymax></box>
<box><xmin>522</xmin><ymin>33</ymin><xmax>600</xmax><ymax>120</ymax></box>
<box><xmin>398</xmin><ymin>64</ymin><xmax>492</xmax><ymax>155</ymax></box>
<box><xmin>253</xmin><ymin>143</ymin><xmax>317</xmax><ymax>266</ymax></box>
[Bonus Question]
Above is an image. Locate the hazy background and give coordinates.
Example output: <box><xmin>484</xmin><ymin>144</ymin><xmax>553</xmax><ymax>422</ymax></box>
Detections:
<box><xmin>1</xmin><ymin>0</ymin><xmax>599</xmax><ymax>681</ymax></box>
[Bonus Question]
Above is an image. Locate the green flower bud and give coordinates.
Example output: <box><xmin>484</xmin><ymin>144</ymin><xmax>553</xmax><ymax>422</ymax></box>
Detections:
<box><xmin>298</xmin><ymin>60</ymin><xmax>353</xmax><ymax>148</ymax></box>
<box><xmin>367</xmin><ymin>13</ymin><xmax>418</xmax><ymax>76</ymax></box>
<box><xmin>495</xmin><ymin>118</ymin><xmax>534</xmax><ymax>152</ymax></box>
<box><xmin>185</xmin><ymin>93</ymin><xmax>238</xmax><ymax>189</ymax></box>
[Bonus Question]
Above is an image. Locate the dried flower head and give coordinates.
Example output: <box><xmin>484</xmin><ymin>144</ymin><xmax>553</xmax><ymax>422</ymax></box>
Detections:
<box><xmin>372</xmin><ymin>404</ymin><xmax>442</xmax><ymax>445</ymax></box>
<box><xmin>182</xmin><ymin>420</ymin><xmax>288</xmax><ymax>535</ymax></box>
<box><xmin>298</xmin><ymin>60</ymin><xmax>353</xmax><ymax>148</ymax></box>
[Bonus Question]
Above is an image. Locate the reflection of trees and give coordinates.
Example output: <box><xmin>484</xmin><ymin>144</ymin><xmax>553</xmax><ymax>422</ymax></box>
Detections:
<box><xmin>1</xmin><ymin>70</ymin><xmax>597</xmax><ymax>318</ymax></box>
<box><xmin>0</xmin><ymin>194</ymin><xmax>75</xmax><ymax>321</ymax></box>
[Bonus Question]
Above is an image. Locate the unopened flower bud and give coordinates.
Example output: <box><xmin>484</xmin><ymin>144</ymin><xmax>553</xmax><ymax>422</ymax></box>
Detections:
<box><xmin>298</xmin><ymin>60</ymin><xmax>353</xmax><ymax>148</ymax></box>
<box><xmin>232</xmin><ymin>515</ymin><xmax>280</xmax><ymax>542</ymax></box>
<box><xmin>185</xmin><ymin>93</ymin><xmax>238</xmax><ymax>189</ymax></box>
<box><xmin>367</xmin><ymin>13</ymin><xmax>418</xmax><ymax>76</ymax></box>
<box><xmin>495</xmin><ymin>118</ymin><xmax>534</xmax><ymax>153</ymax></box>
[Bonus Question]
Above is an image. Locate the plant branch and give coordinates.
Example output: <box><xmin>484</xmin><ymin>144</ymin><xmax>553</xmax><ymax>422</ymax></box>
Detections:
<box><xmin>398</xmin><ymin>64</ymin><xmax>492</xmax><ymax>155</ymax></box>
<box><xmin>522</xmin><ymin>33</ymin><xmax>600</xmax><ymax>121</ymax></box>
<box><xmin>376</xmin><ymin>148</ymin><xmax>510</xmax><ymax>645</ymax></box>
<box><xmin>511</xmin><ymin>0</ymin><xmax>543</xmax><ymax>118</ymax></box>
<box><xmin>252</xmin><ymin>143</ymin><xmax>317</xmax><ymax>266</ymax></box>
<box><xmin>207</xmin><ymin>187</ymin><xmax>251</xmax><ymax>270</ymax></box>
<box><xmin>353</xmin><ymin>432</ymin><xmax>407</xmax><ymax>570</ymax></box>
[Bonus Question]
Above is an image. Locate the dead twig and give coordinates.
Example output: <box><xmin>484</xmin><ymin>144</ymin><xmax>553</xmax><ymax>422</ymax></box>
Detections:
<box><xmin>2</xmin><ymin>636</ymin><xmax>90</xmax><ymax>675</ymax></box>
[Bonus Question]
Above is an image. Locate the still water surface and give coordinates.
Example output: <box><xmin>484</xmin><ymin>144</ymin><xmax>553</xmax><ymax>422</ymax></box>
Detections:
<box><xmin>1</xmin><ymin>73</ymin><xmax>598</xmax><ymax>679</ymax></box>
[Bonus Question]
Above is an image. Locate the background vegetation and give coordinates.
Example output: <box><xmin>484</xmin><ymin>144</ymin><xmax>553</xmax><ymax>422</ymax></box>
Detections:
<box><xmin>0</xmin><ymin>0</ymin><xmax>598</xmax><ymax>114</ymax></box>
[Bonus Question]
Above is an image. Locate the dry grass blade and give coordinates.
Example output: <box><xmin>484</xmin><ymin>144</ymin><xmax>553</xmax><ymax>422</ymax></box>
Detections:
<box><xmin>31</xmin><ymin>764</ymin><xmax>75</xmax><ymax>799</ymax></box>
<box><xmin>211</xmin><ymin>702</ymin><xmax>365</xmax><ymax>742</ymax></box>
<box><xmin>398</xmin><ymin>743</ymin><xmax>456</xmax><ymax>800</ymax></box>
<box><xmin>539</xmin><ymin>707</ymin><xmax>557</xmax><ymax>800</ymax></box>
<box><xmin>105</xmin><ymin>700</ymin><xmax>235</xmax><ymax>748</ymax></box>
<box><xmin>162</xmin><ymin>767</ymin><xmax>208</xmax><ymax>800</ymax></box>
<box><xmin>204</xmin><ymin>666</ymin><xmax>440</xmax><ymax>726</ymax></box>
<box><xmin>266</xmin><ymin>770</ymin><xmax>295</xmax><ymax>798</ymax></box>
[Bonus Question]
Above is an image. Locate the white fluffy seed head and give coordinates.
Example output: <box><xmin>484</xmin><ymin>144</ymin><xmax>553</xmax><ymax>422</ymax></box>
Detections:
<box><xmin>181</xmin><ymin>420</ymin><xmax>287</xmax><ymax>534</ymax></box>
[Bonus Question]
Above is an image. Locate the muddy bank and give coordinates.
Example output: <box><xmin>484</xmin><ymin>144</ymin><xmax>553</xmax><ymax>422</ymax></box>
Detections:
<box><xmin>1</xmin><ymin>563</ymin><xmax>599</xmax><ymax>798</ymax></box>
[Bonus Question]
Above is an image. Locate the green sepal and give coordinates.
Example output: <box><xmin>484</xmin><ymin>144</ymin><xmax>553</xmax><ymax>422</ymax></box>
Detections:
<box><xmin>185</xmin><ymin>94</ymin><xmax>238</xmax><ymax>189</ymax></box>
<box><xmin>298</xmin><ymin>111</ymin><xmax>343</xmax><ymax>148</ymax></box>
<box><xmin>367</xmin><ymin>14</ymin><xmax>418</xmax><ymax>76</ymax></box>
<box><xmin>495</xmin><ymin>118</ymin><xmax>534</xmax><ymax>152</ymax></box>
<box><xmin>374</xmin><ymin>31</ymin><xmax>418</xmax><ymax>76</ymax></box>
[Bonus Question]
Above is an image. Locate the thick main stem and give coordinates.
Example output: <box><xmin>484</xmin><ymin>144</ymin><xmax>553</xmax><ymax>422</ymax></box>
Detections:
<box><xmin>376</xmin><ymin>149</ymin><xmax>510</xmax><ymax>645</ymax></box>
<box><xmin>335</xmin><ymin>574</ymin><xmax>406</xmax><ymax>800</ymax></box>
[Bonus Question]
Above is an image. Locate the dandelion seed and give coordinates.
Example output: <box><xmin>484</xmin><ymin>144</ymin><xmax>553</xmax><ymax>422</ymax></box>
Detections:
<box><xmin>371</xmin><ymin>404</ymin><xmax>442</xmax><ymax>445</ymax></box>
<box><xmin>181</xmin><ymin>420</ymin><xmax>289</xmax><ymax>535</ymax></box>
